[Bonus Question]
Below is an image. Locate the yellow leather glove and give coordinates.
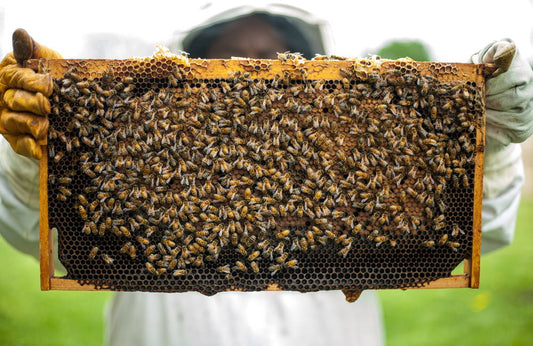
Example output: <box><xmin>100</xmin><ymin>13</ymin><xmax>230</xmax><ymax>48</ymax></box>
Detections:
<box><xmin>0</xmin><ymin>28</ymin><xmax>62</xmax><ymax>159</ymax></box>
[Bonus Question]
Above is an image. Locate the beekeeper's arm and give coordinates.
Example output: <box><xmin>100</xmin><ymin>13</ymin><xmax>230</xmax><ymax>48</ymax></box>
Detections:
<box><xmin>471</xmin><ymin>40</ymin><xmax>533</xmax><ymax>253</ymax></box>
<box><xmin>0</xmin><ymin>29</ymin><xmax>61</xmax><ymax>260</ymax></box>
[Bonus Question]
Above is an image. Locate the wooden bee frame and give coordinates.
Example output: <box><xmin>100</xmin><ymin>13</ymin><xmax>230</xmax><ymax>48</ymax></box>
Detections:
<box><xmin>30</xmin><ymin>57</ymin><xmax>494</xmax><ymax>298</ymax></box>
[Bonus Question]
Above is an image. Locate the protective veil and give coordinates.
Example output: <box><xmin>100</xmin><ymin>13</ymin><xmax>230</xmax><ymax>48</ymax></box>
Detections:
<box><xmin>169</xmin><ymin>3</ymin><xmax>334</xmax><ymax>58</ymax></box>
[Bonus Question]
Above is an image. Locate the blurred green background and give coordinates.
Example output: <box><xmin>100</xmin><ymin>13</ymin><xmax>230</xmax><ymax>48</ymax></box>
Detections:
<box><xmin>1</xmin><ymin>199</ymin><xmax>532</xmax><ymax>346</ymax></box>
<box><xmin>376</xmin><ymin>40</ymin><xmax>432</xmax><ymax>61</ymax></box>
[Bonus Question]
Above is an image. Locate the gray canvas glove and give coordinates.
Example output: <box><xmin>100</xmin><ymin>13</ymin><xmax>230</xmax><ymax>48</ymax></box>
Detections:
<box><xmin>472</xmin><ymin>39</ymin><xmax>533</xmax><ymax>153</ymax></box>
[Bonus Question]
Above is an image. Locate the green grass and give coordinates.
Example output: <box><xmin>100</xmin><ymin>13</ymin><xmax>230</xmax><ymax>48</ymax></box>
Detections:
<box><xmin>380</xmin><ymin>198</ymin><xmax>533</xmax><ymax>346</ymax></box>
<box><xmin>1</xmin><ymin>200</ymin><xmax>533</xmax><ymax>345</ymax></box>
<box><xmin>0</xmin><ymin>240</ymin><xmax>111</xmax><ymax>346</ymax></box>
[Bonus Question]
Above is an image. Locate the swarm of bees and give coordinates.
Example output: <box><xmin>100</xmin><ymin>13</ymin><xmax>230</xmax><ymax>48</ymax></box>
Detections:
<box><xmin>47</xmin><ymin>56</ymin><xmax>481</xmax><ymax>290</ymax></box>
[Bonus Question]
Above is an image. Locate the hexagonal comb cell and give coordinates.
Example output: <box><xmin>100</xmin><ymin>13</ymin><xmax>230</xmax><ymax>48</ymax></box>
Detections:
<box><xmin>37</xmin><ymin>55</ymin><xmax>486</xmax><ymax>294</ymax></box>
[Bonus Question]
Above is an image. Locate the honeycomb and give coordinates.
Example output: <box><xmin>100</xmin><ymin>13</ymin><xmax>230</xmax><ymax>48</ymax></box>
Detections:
<box><xmin>40</xmin><ymin>53</ymin><xmax>486</xmax><ymax>295</ymax></box>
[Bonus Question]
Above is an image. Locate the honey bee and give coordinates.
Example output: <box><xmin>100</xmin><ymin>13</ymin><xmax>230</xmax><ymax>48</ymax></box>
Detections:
<box><xmin>165</xmin><ymin>258</ymin><xmax>178</xmax><ymax>272</ymax></box>
<box><xmin>143</xmin><ymin>244</ymin><xmax>156</xmax><ymax>257</ymax></box>
<box><xmin>120</xmin><ymin>242</ymin><xmax>131</xmax><ymax>254</ymax></box>
<box><xmin>422</xmin><ymin>240</ymin><xmax>435</xmax><ymax>248</ymax></box>
<box><xmin>399</xmin><ymin>191</ymin><xmax>407</xmax><ymax>203</ymax></box>
<box><xmin>233</xmin><ymin>260</ymin><xmax>248</xmax><ymax>272</ymax></box>
<box><xmin>437</xmin><ymin>199</ymin><xmax>447</xmax><ymax>213</ymax></box>
<box><xmin>322</xmin><ymin>229</ymin><xmax>335</xmax><ymax>240</ymax></box>
<box><xmin>247</xmin><ymin>250</ymin><xmax>260</xmax><ymax>262</ymax></box>
<box><xmin>333</xmin><ymin>233</ymin><xmax>347</xmax><ymax>245</ymax></box>
<box><xmin>148</xmin><ymin>253</ymin><xmax>161</xmax><ymax>262</ymax></box>
<box><xmin>388</xmin><ymin>204</ymin><xmax>402</xmax><ymax>213</ymax></box>
<box><xmin>462</xmin><ymin>175</ymin><xmax>469</xmax><ymax>187</ymax></box>
<box><xmin>275</xmin><ymin>252</ymin><xmax>289</xmax><ymax>264</ymax></box>
<box><xmin>446</xmin><ymin>241</ymin><xmax>460</xmax><ymax>251</ymax></box>
<box><xmin>56</xmin><ymin>185</ymin><xmax>72</xmax><ymax>198</ymax></box>
<box><xmin>116</xmin><ymin>225</ymin><xmax>130</xmax><ymax>238</ymax></box>
<box><xmin>284</xmin><ymin>259</ymin><xmax>299</xmax><ymax>270</ymax></box>
<box><xmin>352</xmin><ymin>223</ymin><xmax>363</xmax><ymax>235</ymax></box>
<box><xmin>173</xmin><ymin>269</ymin><xmax>187</xmax><ymax>277</ymax></box>
<box><xmin>406</xmin><ymin>187</ymin><xmax>417</xmax><ymax>198</ymax></box>
<box><xmin>434</xmin><ymin>222</ymin><xmax>446</xmax><ymax>231</ymax></box>
<box><xmin>216</xmin><ymin>265</ymin><xmax>231</xmax><ymax>275</ymax></box>
<box><xmin>249</xmin><ymin>261</ymin><xmax>259</xmax><ymax>274</ymax></box>
<box><xmin>451</xmin><ymin>223</ymin><xmax>464</xmax><ymax>236</ymax></box>
<box><xmin>261</xmin><ymin>245</ymin><xmax>274</xmax><ymax>260</ymax></box>
<box><xmin>236</xmin><ymin>243</ymin><xmax>248</xmax><ymax>257</ymax></box>
<box><xmin>153</xmin><ymin>267</ymin><xmax>166</xmax><ymax>275</ymax></box>
<box><xmin>188</xmin><ymin>254</ymin><xmax>202</xmax><ymax>267</ymax></box>
<box><xmin>462</xmin><ymin>142</ymin><xmax>475</xmax><ymax>153</ymax></box>
<box><xmin>426</xmin><ymin>194</ymin><xmax>435</xmax><ymax>208</ymax></box>
<box><xmin>89</xmin><ymin>246</ymin><xmax>99</xmax><ymax>260</ymax></box>
<box><xmin>297</xmin><ymin>237</ymin><xmax>308</xmax><ymax>252</ymax></box>
<box><xmin>162</xmin><ymin>238</ymin><xmax>176</xmax><ymax>248</ymax></box>
<box><xmin>268</xmin><ymin>264</ymin><xmax>282</xmax><ymax>275</ymax></box>
<box><xmin>273</xmin><ymin>240</ymin><xmax>285</xmax><ymax>254</ymax></box>
<box><xmin>102</xmin><ymin>254</ymin><xmax>114</xmax><ymax>265</ymax></box>
<box><xmin>331</xmin><ymin>209</ymin><xmax>346</xmax><ymax>219</ymax></box>
<box><xmin>442</xmin><ymin>101</ymin><xmax>453</xmax><ymax>110</ymax></box>
<box><xmin>57</xmin><ymin>175</ymin><xmax>73</xmax><ymax>185</ymax></box>
<box><xmin>365</xmin><ymin>230</ymin><xmax>378</xmax><ymax>241</ymax></box>
<box><xmin>337</xmin><ymin>246</ymin><xmax>351</xmax><ymax>258</ymax></box>
<box><xmin>137</xmin><ymin>236</ymin><xmax>150</xmax><ymax>246</ymax></box>
<box><xmin>438</xmin><ymin>234</ymin><xmax>449</xmax><ymax>246</ymax></box>
<box><xmin>433</xmin><ymin>215</ymin><xmax>445</xmax><ymax>224</ymax></box>
<box><xmin>127</xmin><ymin>244</ymin><xmax>137</xmax><ymax>259</ymax></box>
<box><xmin>378</xmin><ymin>213</ymin><xmax>389</xmax><ymax>225</ymax></box>
<box><xmin>257</xmin><ymin>239</ymin><xmax>270</xmax><ymax>250</ymax></box>
<box><xmin>276</xmin><ymin>229</ymin><xmax>290</xmax><ymax>240</ymax></box>
<box><xmin>374</xmin><ymin>235</ymin><xmax>388</xmax><ymax>246</ymax></box>
<box><xmin>77</xmin><ymin>205</ymin><xmax>88</xmax><ymax>220</ymax></box>
<box><xmin>97</xmin><ymin>223</ymin><xmax>106</xmax><ymax>236</ymax></box>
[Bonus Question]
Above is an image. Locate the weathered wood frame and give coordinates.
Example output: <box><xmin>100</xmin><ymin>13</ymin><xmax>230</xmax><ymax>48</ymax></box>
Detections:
<box><xmin>32</xmin><ymin>58</ymin><xmax>492</xmax><ymax>292</ymax></box>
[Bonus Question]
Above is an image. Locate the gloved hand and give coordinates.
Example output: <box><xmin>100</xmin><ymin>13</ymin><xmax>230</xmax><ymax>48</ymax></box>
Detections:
<box><xmin>0</xmin><ymin>28</ymin><xmax>62</xmax><ymax>159</ymax></box>
<box><xmin>472</xmin><ymin>39</ymin><xmax>533</xmax><ymax>153</ymax></box>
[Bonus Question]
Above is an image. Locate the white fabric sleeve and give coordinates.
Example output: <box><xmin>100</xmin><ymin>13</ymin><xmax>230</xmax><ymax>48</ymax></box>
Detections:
<box><xmin>0</xmin><ymin>137</ymin><xmax>40</xmax><ymax>210</ymax></box>
<box><xmin>105</xmin><ymin>290</ymin><xmax>384</xmax><ymax>346</ymax></box>
<box><xmin>0</xmin><ymin>137</ymin><xmax>40</xmax><ymax>257</ymax></box>
<box><xmin>472</xmin><ymin>40</ymin><xmax>533</xmax><ymax>253</ymax></box>
<box><xmin>0</xmin><ymin>137</ymin><xmax>64</xmax><ymax>271</ymax></box>
<box><xmin>481</xmin><ymin>143</ymin><xmax>524</xmax><ymax>253</ymax></box>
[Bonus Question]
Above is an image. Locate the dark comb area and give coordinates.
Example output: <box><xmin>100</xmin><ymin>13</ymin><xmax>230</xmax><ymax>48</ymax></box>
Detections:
<box><xmin>44</xmin><ymin>55</ymin><xmax>484</xmax><ymax>295</ymax></box>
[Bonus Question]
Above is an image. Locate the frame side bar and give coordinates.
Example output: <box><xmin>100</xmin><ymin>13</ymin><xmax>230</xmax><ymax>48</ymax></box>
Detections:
<box><xmin>39</xmin><ymin>145</ymin><xmax>53</xmax><ymax>290</ymax></box>
<box><xmin>470</xmin><ymin>67</ymin><xmax>486</xmax><ymax>288</ymax></box>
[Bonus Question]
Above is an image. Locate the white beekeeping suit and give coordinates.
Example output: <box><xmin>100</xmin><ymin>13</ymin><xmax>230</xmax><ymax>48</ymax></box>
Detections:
<box><xmin>1</xmin><ymin>4</ymin><xmax>532</xmax><ymax>346</ymax></box>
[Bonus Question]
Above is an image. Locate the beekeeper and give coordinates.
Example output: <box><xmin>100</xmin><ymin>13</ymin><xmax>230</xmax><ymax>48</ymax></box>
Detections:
<box><xmin>1</xmin><ymin>4</ymin><xmax>532</xmax><ymax>346</ymax></box>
